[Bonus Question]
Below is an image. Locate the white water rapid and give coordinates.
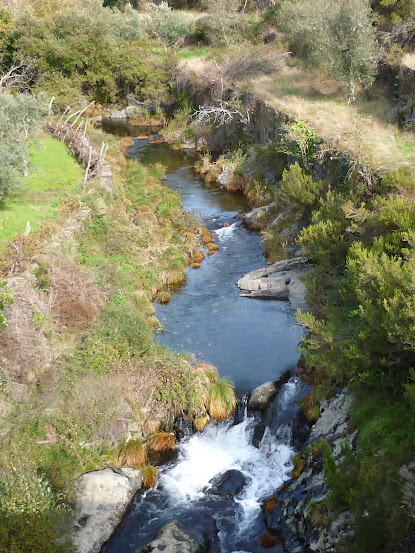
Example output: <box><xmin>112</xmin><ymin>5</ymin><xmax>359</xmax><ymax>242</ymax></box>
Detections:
<box><xmin>161</xmin><ymin>417</ymin><xmax>294</xmax><ymax>536</ymax></box>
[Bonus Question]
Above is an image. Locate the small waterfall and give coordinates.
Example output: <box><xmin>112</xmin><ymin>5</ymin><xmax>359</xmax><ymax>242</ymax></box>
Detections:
<box><xmin>160</xmin><ymin>418</ymin><xmax>293</xmax><ymax>530</ymax></box>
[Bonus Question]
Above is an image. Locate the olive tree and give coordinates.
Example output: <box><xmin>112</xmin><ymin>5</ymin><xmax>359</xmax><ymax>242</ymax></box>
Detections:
<box><xmin>278</xmin><ymin>0</ymin><xmax>379</xmax><ymax>102</ymax></box>
<box><xmin>0</xmin><ymin>91</ymin><xmax>48</xmax><ymax>198</ymax></box>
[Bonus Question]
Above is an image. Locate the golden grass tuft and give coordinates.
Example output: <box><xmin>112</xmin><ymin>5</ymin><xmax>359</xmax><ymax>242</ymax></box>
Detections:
<box><xmin>141</xmin><ymin>464</ymin><xmax>158</xmax><ymax>488</ymax></box>
<box><xmin>208</xmin><ymin>378</ymin><xmax>237</xmax><ymax>421</ymax></box>
<box><xmin>144</xmin><ymin>418</ymin><xmax>161</xmax><ymax>434</ymax></box>
<box><xmin>200</xmin><ymin>228</ymin><xmax>214</xmax><ymax>245</ymax></box>
<box><xmin>160</xmin><ymin>269</ymin><xmax>186</xmax><ymax>287</ymax></box>
<box><xmin>192</xmin><ymin>263</ymin><xmax>201</xmax><ymax>269</ymax></box>
<box><xmin>207</xmin><ymin>243</ymin><xmax>219</xmax><ymax>252</ymax></box>
<box><xmin>193</xmin><ymin>414</ymin><xmax>210</xmax><ymax>432</ymax></box>
<box><xmin>146</xmin><ymin>432</ymin><xmax>176</xmax><ymax>453</ymax></box>
<box><xmin>192</xmin><ymin>248</ymin><xmax>205</xmax><ymax>264</ymax></box>
<box><xmin>291</xmin><ymin>452</ymin><xmax>305</xmax><ymax>479</ymax></box>
<box><xmin>156</xmin><ymin>290</ymin><xmax>171</xmax><ymax>304</ymax></box>
<box><xmin>118</xmin><ymin>438</ymin><xmax>147</xmax><ymax>467</ymax></box>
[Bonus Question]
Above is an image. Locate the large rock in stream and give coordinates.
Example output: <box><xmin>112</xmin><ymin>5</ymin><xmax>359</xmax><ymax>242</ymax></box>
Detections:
<box><xmin>139</xmin><ymin>520</ymin><xmax>207</xmax><ymax>553</ymax></box>
<box><xmin>237</xmin><ymin>257</ymin><xmax>310</xmax><ymax>311</ymax></box>
<box><xmin>206</xmin><ymin>469</ymin><xmax>247</xmax><ymax>497</ymax></box>
<box><xmin>74</xmin><ymin>467</ymin><xmax>142</xmax><ymax>553</ymax></box>
<box><xmin>248</xmin><ymin>369</ymin><xmax>292</xmax><ymax>412</ymax></box>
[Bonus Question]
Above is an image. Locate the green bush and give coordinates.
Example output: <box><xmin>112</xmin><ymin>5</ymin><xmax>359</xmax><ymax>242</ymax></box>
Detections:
<box><xmin>276</xmin><ymin>163</ymin><xmax>323</xmax><ymax>220</ymax></box>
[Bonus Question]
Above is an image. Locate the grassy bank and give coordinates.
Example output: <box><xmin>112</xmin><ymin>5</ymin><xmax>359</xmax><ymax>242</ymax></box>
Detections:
<box><xmin>0</xmin><ymin>135</ymin><xmax>83</xmax><ymax>252</ymax></box>
<box><xmin>0</xmin><ymin>127</ymin><xmax>236</xmax><ymax>552</ymax></box>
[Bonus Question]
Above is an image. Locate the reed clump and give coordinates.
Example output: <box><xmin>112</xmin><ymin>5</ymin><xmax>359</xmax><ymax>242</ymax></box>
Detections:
<box><xmin>146</xmin><ymin>432</ymin><xmax>176</xmax><ymax>452</ymax></box>
<box><xmin>156</xmin><ymin>290</ymin><xmax>171</xmax><ymax>304</ymax></box>
<box><xmin>193</xmin><ymin>414</ymin><xmax>210</xmax><ymax>432</ymax></box>
<box><xmin>141</xmin><ymin>464</ymin><xmax>158</xmax><ymax>488</ymax></box>
<box><xmin>192</xmin><ymin>248</ymin><xmax>205</xmax><ymax>264</ymax></box>
<box><xmin>208</xmin><ymin>377</ymin><xmax>237</xmax><ymax>421</ymax></box>
<box><xmin>118</xmin><ymin>438</ymin><xmax>147</xmax><ymax>467</ymax></box>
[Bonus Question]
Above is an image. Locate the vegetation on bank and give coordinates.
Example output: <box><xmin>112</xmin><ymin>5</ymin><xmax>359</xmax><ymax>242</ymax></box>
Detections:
<box><xmin>0</xmin><ymin>126</ymin><xmax>236</xmax><ymax>551</ymax></box>
<box><xmin>1</xmin><ymin>0</ymin><xmax>415</xmax><ymax>552</ymax></box>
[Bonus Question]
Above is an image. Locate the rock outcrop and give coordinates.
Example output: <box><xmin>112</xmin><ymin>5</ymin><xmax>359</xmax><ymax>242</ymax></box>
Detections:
<box><xmin>237</xmin><ymin>257</ymin><xmax>310</xmax><ymax>311</ymax></box>
<box><xmin>74</xmin><ymin>467</ymin><xmax>142</xmax><ymax>553</ymax></box>
<box><xmin>140</xmin><ymin>520</ymin><xmax>207</xmax><ymax>553</ymax></box>
<box><xmin>242</xmin><ymin>203</ymin><xmax>276</xmax><ymax>230</ymax></box>
<box><xmin>264</xmin><ymin>391</ymin><xmax>355</xmax><ymax>553</ymax></box>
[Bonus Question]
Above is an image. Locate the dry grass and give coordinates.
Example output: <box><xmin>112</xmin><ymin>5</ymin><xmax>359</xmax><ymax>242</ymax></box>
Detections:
<box><xmin>146</xmin><ymin>432</ymin><xmax>176</xmax><ymax>453</ymax></box>
<box><xmin>193</xmin><ymin>414</ymin><xmax>210</xmax><ymax>432</ymax></box>
<box><xmin>156</xmin><ymin>290</ymin><xmax>171</xmax><ymax>304</ymax></box>
<box><xmin>118</xmin><ymin>438</ymin><xmax>147</xmax><ymax>467</ymax></box>
<box><xmin>191</xmin><ymin>248</ymin><xmax>205</xmax><ymax>264</ymax></box>
<box><xmin>192</xmin><ymin>262</ymin><xmax>201</xmax><ymax>269</ymax></box>
<box><xmin>208</xmin><ymin>378</ymin><xmax>237</xmax><ymax>421</ymax></box>
<box><xmin>141</xmin><ymin>464</ymin><xmax>158</xmax><ymax>488</ymax></box>
<box><xmin>249</xmin><ymin>68</ymin><xmax>415</xmax><ymax>172</ymax></box>
<box><xmin>200</xmin><ymin>228</ymin><xmax>215</xmax><ymax>245</ymax></box>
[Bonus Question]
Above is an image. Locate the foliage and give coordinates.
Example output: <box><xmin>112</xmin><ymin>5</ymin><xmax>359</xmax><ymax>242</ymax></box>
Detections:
<box><xmin>118</xmin><ymin>438</ymin><xmax>147</xmax><ymax>466</ymax></box>
<box><xmin>6</xmin><ymin>1</ymin><xmax>177</xmax><ymax>106</ymax></box>
<box><xmin>146</xmin><ymin>432</ymin><xmax>176</xmax><ymax>452</ymax></box>
<box><xmin>144</xmin><ymin>2</ymin><xmax>192</xmax><ymax>46</ymax></box>
<box><xmin>0</xmin><ymin>457</ymin><xmax>71</xmax><ymax>553</ymax></box>
<box><xmin>0</xmin><ymin>281</ymin><xmax>13</xmax><ymax>330</ymax></box>
<box><xmin>278</xmin><ymin>0</ymin><xmax>379</xmax><ymax>101</ymax></box>
<box><xmin>276</xmin><ymin>162</ymin><xmax>323</xmax><ymax>220</ymax></box>
<box><xmin>283</xmin><ymin>120</ymin><xmax>318</xmax><ymax>172</ymax></box>
<box><xmin>0</xmin><ymin>92</ymin><xmax>48</xmax><ymax>198</ymax></box>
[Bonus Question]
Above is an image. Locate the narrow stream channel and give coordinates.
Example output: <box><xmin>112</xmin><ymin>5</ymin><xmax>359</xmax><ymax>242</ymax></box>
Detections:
<box><xmin>101</xmin><ymin>122</ymin><xmax>307</xmax><ymax>553</ymax></box>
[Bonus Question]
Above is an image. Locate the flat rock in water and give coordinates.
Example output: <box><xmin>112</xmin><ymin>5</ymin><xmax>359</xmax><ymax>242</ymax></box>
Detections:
<box><xmin>139</xmin><ymin>520</ymin><xmax>206</xmax><ymax>553</ymax></box>
<box><xmin>237</xmin><ymin>256</ymin><xmax>310</xmax><ymax>311</ymax></box>
<box><xmin>206</xmin><ymin>469</ymin><xmax>247</xmax><ymax>497</ymax></box>
<box><xmin>74</xmin><ymin>467</ymin><xmax>142</xmax><ymax>553</ymax></box>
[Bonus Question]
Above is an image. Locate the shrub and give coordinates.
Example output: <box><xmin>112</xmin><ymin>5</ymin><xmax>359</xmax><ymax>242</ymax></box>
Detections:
<box><xmin>278</xmin><ymin>0</ymin><xmax>379</xmax><ymax>101</ymax></box>
<box><xmin>276</xmin><ymin>162</ymin><xmax>323</xmax><ymax>220</ymax></box>
<box><xmin>144</xmin><ymin>2</ymin><xmax>192</xmax><ymax>45</ymax></box>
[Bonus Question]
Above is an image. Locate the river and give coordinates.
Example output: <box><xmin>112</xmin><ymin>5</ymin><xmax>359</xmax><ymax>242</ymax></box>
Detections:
<box><xmin>101</xmin><ymin>122</ymin><xmax>307</xmax><ymax>553</ymax></box>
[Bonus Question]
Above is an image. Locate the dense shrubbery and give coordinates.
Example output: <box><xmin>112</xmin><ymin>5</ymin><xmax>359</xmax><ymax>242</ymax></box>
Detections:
<box><xmin>277</xmin><ymin>0</ymin><xmax>379</xmax><ymax>101</ymax></box>
<box><xmin>0</xmin><ymin>0</ymin><xmax>178</xmax><ymax>108</ymax></box>
<box><xmin>293</xmin><ymin>164</ymin><xmax>415</xmax><ymax>550</ymax></box>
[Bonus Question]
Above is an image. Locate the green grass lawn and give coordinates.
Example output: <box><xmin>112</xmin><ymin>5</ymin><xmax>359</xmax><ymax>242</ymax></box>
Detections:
<box><xmin>0</xmin><ymin>135</ymin><xmax>83</xmax><ymax>250</ymax></box>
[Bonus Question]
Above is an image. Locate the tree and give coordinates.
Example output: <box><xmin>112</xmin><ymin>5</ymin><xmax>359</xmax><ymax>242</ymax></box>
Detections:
<box><xmin>0</xmin><ymin>91</ymin><xmax>48</xmax><ymax>198</ymax></box>
<box><xmin>278</xmin><ymin>0</ymin><xmax>380</xmax><ymax>102</ymax></box>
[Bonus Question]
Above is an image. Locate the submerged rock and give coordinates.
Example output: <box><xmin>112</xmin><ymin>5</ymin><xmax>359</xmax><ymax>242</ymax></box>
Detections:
<box><xmin>206</xmin><ymin>469</ymin><xmax>247</xmax><ymax>497</ymax></box>
<box><xmin>237</xmin><ymin>256</ymin><xmax>310</xmax><ymax>311</ymax></box>
<box><xmin>139</xmin><ymin>520</ymin><xmax>206</xmax><ymax>553</ymax></box>
<box><xmin>74</xmin><ymin>467</ymin><xmax>142</xmax><ymax>553</ymax></box>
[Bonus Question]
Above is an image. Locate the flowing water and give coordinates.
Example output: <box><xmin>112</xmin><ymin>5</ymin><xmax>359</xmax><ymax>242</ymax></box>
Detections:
<box><xmin>101</xmin><ymin>122</ymin><xmax>307</xmax><ymax>553</ymax></box>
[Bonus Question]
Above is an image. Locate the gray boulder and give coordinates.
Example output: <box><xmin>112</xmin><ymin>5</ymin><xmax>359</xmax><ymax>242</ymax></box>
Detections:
<box><xmin>140</xmin><ymin>520</ymin><xmax>206</xmax><ymax>553</ymax></box>
<box><xmin>237</xmin><ymin>257</ymin><xmax>310</xmax><ymax>311</ymax></box>
<box><xmin>248</xmin><ymin>369</ymin><xmax>291</xmax><ymax>412</ymax></box>
<box><xmin>242</xmin><ymin>203</ymin><xmax>276</xmax><ymax>229</ymax></box>
<box><xmin>74</xmin><ymin>467</ymin><xmax>142</xmax><ymax>553</ymax></box>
